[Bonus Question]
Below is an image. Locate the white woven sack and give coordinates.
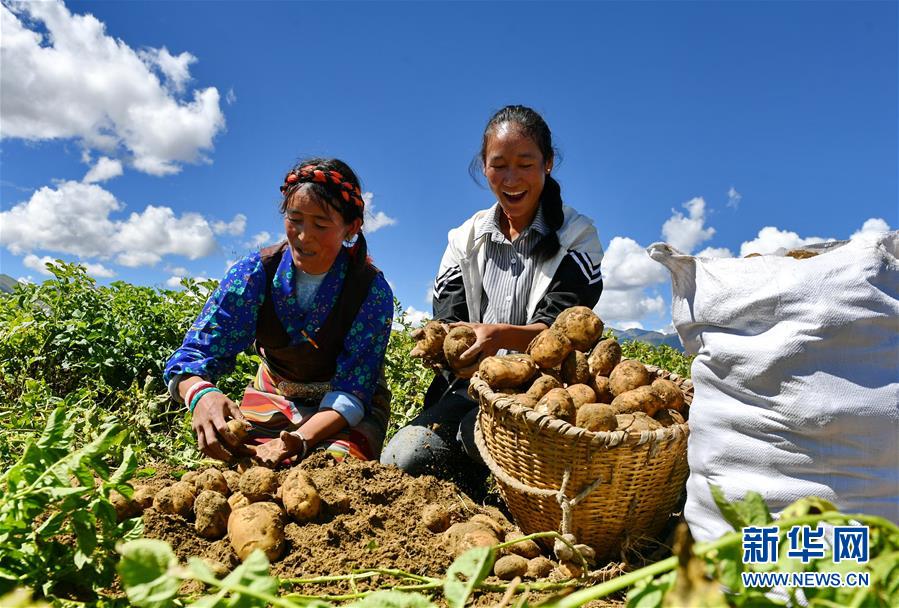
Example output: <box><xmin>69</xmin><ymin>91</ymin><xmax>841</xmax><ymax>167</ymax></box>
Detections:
<box><xmin>648</xmin><ymin>232</ymin><xmax>899</xmax><ymax>542</ymax></box>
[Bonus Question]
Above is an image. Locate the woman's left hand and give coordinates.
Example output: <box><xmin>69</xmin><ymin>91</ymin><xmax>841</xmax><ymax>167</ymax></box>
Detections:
<box><xmin>253</xmin><ymin>431</ymin><xmax>306</xmax><ymax>468</ymax></box>
<box><xmin>449</xmin><ymin>322</ymin><xmax>507</xmax><ymax>365</ymax></box>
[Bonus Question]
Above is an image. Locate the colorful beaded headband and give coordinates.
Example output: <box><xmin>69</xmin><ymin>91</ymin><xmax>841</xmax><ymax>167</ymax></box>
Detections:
<box><xmin>280</xmin><ymin>165</ymin><xmax>365</xmax><ymax>211</ymax></box>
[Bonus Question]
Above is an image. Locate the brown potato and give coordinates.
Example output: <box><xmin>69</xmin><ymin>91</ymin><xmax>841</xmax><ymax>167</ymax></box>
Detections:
<box><xmin>410</xmin><ymin>320</ymin><xmax>447</xmax><ymax>361</ymax></box>
<box><xmin>132</xmin><ymin>485</ymin><xmax>155</xmax><ymax>511</ymax></box>
<box><xmin>281</xmin><ymin>468</ymin><xmax>321</xmax><ymax>523</ymax></box>
<box><xmin>611</xmin><ymin>385</ymin><xmax>664</xmax><ymax>417</ymax></box>
<box><xmin>226</xmin><ymin>419</ymin><xmax>250</xmax><ymax>443</ymax></box>
<box><xmin>181</xmin><ymin>471</ymin><xmax>199</xmax><ymax>486</ymax></box>
<box><xmin>494</xmin><ymin>554</ymin><xmax>528</xmax><ymax>580</ymax></box>
<box><xmin>511</xmin><ymin>394</ymin><xmax>538</xmax><ymax>408</ymax></box>
<box><xmin>566</xmin><ymin>384</ymin><xmax>597</xmax><ymax>408</ymax></box>
<box><xmin>525</xmin><ymin>374</ymin><xmax>563</xmax><ymax>400</ymax></box>
<box><xmin>592</xmin><ymin>375</ymin><xmax>613</xmax><ymax>403</ymax></box>
<box><xmin>588</xmin><ymin>338</ymin><xmax>622</xmax><ymax>377</ymax></box>
<box><xmin>195</xmin><ymin>468</ymin><xmax>230</xmax><ymax>495</ymax></box>
<box><xmin>109</xmin><ymin>489</ymin><xmax>140</xmax><ymax>522</ymax></box>
<box><xmin>615</xmin><ymin>412</ymin><xmax>663</xmax><ymax>433</ymax></box>
<box><xmin>153</xmin><ymin>481</ymin><xmax>195</xmax><ymax>517</ymax></box>
<box><xmin>239</xmin><ymin>467</ymin><xmax>279</xmax><ymax>503</ymax></box>
<box><xmin>534</xmin><ymin>388</ymin><xmax>576</xmax><ymax>423</ymax></box>
<box><xmin>442</xmin><ymin>522</ymin><xmax>500</xmax><ymax>557</ymax></box>
<box><xmin>222</xmin><ymin>470</ymin><xmax>241</xmax><ymax>494</ymax></box>
<box><xmin>470</xmin><ymin>514</ymin><xmax>505</xmax><ymax>537</ymax></box>
<box><xmin>576</xmin><ymin>403</ymin><xmax>618</xmax><ymax>432</ymax></box>
<box><xmin>443</xmin><ymin>326</ymin><xmax>477</xmax><ymax>372</ymax></box>
<box><xmin>228</xmin><ymin>491</ymin><xmax>251</xmax><ymax>511</ymax></box>
<box><xmin>422</xmin><ymin>504</ymin><xmax>451</xmax><ymax>533</ymax></box>
<box><xmin>478</xmin><ymin>354</ymin><xmax>538</xmax><ymax>389</ymax></box>
<box><xmin>527</xmin><ymin>328</ymin><xmax>573</xmax><ymax>369</ymax></box>
<box><xmin>561</xmin><ymin>350</ymin><xmax>591</xmax><ymax>386</ymax></box>
<box><xmin>527</xmin><ymin>556</ymin><xmax>554</xmax><ymax>579</ymax></box>
<box><xmin>651</xmin><ymin>378</ymin><xmax>685</xmax><ymax>412</ymax></box>
<box><xmin>504</xmin><ymin>531</ymin><xmax>542</xmax><ymax>559</ymax></box>
<box><xmin>609</xmin><ymin>360</ymin><xmax>652</xmax><ymax>396</ymax></box>
<box><xmin>552</xmin><ymin>306</ymin><xmax>604</xmax><ymax>351</ymax></box>
<box><xmin>195</xmin><ymin>489</ymin><xmax>231</xmax><ymax>539</ymax></box>
<box><xmin>228</xmin><ymin>502</ymin><xmax>286</xmax><ymax>562</ymax></box>
<box><xmin>654</xmin><ymin>408</ymin><xmax>686</xmax><ymax>427</ymax></box>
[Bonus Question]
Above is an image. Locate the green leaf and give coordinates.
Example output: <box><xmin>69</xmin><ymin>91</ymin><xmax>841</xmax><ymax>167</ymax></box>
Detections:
<box><xmin>710</xmin><ymin>484</ymin><xmax>747</xmax><ymax>530</ymax></box>
<box><xmin>117</xmin><ymin>539</ymin><xmax>181</xmax><ymax>608</ymax></box>
<box><xmin>218</xmin><ymin>549</ymin><xmax>277</xmax><ymax>607</ymax></box>
<box><xmin>627</xmin><ymin>572</ymin><xmax>675</xmax><ymax>608</ymax></box>
<box><xmin>443</xmin><ymin>547</ymin><xmax>494</xmax><ymax>608</ymax></box>
<box><xmin>739</xmin><ymin>492</ymin><xmax>772</xmax><ymax>526</ymax></box>
<box><xmin>779</xmin><ymin>496</ymin><xmax>837</xmax><ymax>519</ymax></box>
<box><xmin>347</xmin><ymin>589</ymin><xmax>436</xmax><ymax>607</ymax></box>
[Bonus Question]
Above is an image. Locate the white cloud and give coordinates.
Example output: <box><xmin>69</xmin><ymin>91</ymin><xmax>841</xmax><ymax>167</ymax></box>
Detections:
<box><xmin>425</xmin><ymin>285</ymin><xmax>434</xmax><ymax>305</ymax></box>
<box><xmin>851</xmin><ymin>218</ymin><xmax>891</xmax><ymax>240</ymax></box>
<box><xmin>245</xmin><ymin>231</ymin><xmax>275</xmax><ymax>248</ymax></box>
<box><xmin>694</xmin><ymin>246</ymin><xmax>733</xmax><ymax>259</ymax></box>
<box><xmin>601</xmin><ymin>237</ymin><xmax>668</xmax><ymax>290</ymax></box>
<box><xmin>225</xmin><ymin>88</ymin><xmax>237</xmax><ymax>105</ymax></box>
<box><xmin>212</xmin><ymin>214</ymin><xmax>247</xmax><ymax>236</ymax></box>
<box><xmin>83</xmin><ymin>156</ymin><xmax>123</xmax><ymax>183</ymax></box>
<box><xmin>401</xmin><ymin>305</ymin><xmax>429</xmax><ymax>328</ymax></box>
<box><xmin>661</xmin><ymin>197</ymin><xmax>715</xmax><ymax>254</ymax></box>
<box><xmin>727</xmin><ymin>187</ymin><xmax>742</xmax><ymax>209</ymax></box>
<box><xmin>0</xmin><ymin>180</ymin><xmax>220</xmax><ymax>266</ymax></box>
<box><xmin>617</xmin><ymin>321</ymin><xmax>644</xmax><ymax>330</ymax></box>
<box><xmin>1</xmin><ymin>1</ymin><xmax>225</xmax><ymax>176</ymax></box>
<box><xmin>738</xmin><ymin>226</ymin><xmax>833</xmax><ymax>257</ymax></box>
<box><xmin>165</xmin><ymin>275</ymin><xmax>185</xmax><ymax>288</ymax></box>
<box><xmin>362</xmin><ymin>192</ymin><xmax>397</xmax><ymax>234</ymax></box>
<box><xmin>166</xmin><ymin>266</ymin><xmax>188</xmax><ymax>276</ymax></box>
<box><xmin>17</xmin><ymin>276</ymin><xmax>34</xmax><ymax>285</ymax></box>
<box><xmin>595</xmin><ymin>288</ymin><xmax>665</xmax><ymax>326</ymax></box>
<box><xmin>22</xmin><ymin>253</ymin><xmax>114</xmax><ymax>277</ymax></box>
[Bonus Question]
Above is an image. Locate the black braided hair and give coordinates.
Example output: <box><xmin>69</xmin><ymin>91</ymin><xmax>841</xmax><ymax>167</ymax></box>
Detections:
<box><xmin>279</xmin><ymin>157</ymin><xmax>369</xmax><ymax>266</ymax></box>
<box><xmin>470</xmin><ymin>105</ymin><xmax>564</xmax><ymax>261</ymax></box>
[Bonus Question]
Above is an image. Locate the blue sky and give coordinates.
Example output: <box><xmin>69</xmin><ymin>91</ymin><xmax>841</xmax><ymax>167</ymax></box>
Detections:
<box><xmin>2</xmin><ymin>0</ymin><xmax>896</xmax><ymax>331</ymax></box>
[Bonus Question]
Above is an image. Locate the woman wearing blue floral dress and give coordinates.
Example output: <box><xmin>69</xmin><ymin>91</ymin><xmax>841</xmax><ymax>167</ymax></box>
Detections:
<box><xmin>164</xmin><ymin>158</ymin><xmax>393</xmax><ymax>467</ymax></box>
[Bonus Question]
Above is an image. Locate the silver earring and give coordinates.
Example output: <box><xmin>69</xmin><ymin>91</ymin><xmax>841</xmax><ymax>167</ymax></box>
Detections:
<box><xmin>343</xmin><ymin>233</ymin><xmax>359</xmax><ymax>247</ymax></box>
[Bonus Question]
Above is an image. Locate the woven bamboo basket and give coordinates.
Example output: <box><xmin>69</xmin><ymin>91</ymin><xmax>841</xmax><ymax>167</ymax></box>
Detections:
<box><xmin>472</xmin><ymin>363</ymin><xmax>692</xmax><ymax>562</ymax></box>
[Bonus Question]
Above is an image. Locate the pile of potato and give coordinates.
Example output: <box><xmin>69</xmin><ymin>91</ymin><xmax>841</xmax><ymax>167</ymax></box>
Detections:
<box><xmin>411</xmin><ymin>307</ymin><xmax>687</xmax><ymax>433</ymax></box>
<box><xmin>111</xmin><ymin>458</ymin><xmax>321</xmax><ymax>563</ymax></box>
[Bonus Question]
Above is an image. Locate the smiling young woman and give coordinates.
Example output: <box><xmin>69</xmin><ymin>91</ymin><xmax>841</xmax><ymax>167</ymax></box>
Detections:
<box><xmin>164</xmin><ymin>158</ymin><xmax>394</xmax><ymax>468</ymax></box>
<box><xmin>380</xmin><ymin>105</ymin><xmax>606</xmax><ymax>496</ymax></box>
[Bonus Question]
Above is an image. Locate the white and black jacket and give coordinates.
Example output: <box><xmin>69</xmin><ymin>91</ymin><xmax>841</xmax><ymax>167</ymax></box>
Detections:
<box><xmin>432</xmin><ymin>204</ymin><xmax>604</xmax><ymax>325</ymax></box>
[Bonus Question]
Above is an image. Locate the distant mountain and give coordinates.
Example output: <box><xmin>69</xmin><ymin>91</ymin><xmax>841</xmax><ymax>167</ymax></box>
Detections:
<box><xmin>608</xmin><ymin>327</ymin><xmax>684</xmax><ymax>351</ymax></box>
<box><xmin>0</xmin><ymin>274</ymin><xmax>18</xmax><ymax>294</ymax></box>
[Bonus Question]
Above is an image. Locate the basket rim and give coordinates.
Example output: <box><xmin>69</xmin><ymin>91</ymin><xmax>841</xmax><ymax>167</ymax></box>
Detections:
<box><xmin>471</xmin><ymin>363</ymin><xmax>691</xmax><ymax>449</ymax></box>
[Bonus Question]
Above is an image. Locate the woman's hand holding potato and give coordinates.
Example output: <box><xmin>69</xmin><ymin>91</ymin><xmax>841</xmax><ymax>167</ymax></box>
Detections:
<box><xmin>188</xmin><ymin>385</ymin><xmax>255</xmax><ymax>462</ymax></box>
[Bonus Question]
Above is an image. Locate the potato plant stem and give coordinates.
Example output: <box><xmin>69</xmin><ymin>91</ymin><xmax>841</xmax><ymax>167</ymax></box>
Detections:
<box><xmin>494</xmin><ymin>530</ymin><xmax>591</xmax><ymax>577</ymax></box>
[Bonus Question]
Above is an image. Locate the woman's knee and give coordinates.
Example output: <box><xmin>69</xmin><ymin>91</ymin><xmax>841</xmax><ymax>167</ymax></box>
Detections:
<box><xmin>379</xmin><ymin>425</ymin><xmax>452</xmax><ymax>475</ymax></box>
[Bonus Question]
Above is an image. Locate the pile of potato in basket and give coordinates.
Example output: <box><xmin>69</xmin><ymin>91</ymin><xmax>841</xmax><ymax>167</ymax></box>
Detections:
<box><xmin>410</xmin><ymin>306</ymin><xmax>686</xmax><ymax>432</ymax></box>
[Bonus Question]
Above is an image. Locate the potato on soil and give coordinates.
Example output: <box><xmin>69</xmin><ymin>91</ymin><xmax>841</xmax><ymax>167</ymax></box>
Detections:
<box><xmin>195</xmin><ymin>489</ymin><xmax>231</xmax><ymax>539</ymax></box>
<box><xmin>592</xmin><ymin>375</ymin><xmax>613</xmax><ymax>403</ymax></box>
<box><xmin>195</xmin><ymin>468</ymin><xmax>230</xmax><ymax>495</ymax></box>
<box><xmin>281</xmin><ymin>468</ymin><xmax>321</xmax><ymax>523</ymax></box>
<box><xmin>527</xmin><ymin>328</ymin><xmax>573</xmax><ymax>369</ymax></box>
<box><xmin>588</xmin><ymin>338</ymin><xmax>622</xmax><ymax>377</ymax></box>
<box><xmin>561</xmin><ymin>350</ymin><xmax>591</xmax><ymax>386</ymax></box>
<box><xmin>470</xmin><ymin>514</ymin><xmax>506</xmax><ymax>537</ymax></box>
<box><xmin>494</xmin><ymin>554</ymin><xmax>528</xmax><ymax>580</ymax></box>
<box><xmin>228</xmin><ymin>491</ymin><xmax>251</xmax><ymax>511</ymax></box>
<box><xmin>556</xmin><ymin>561</ymin><xmax>584</xmax><ymax>579</ymax></box>
<box><xmin>422</xmin><ymin>503</ymin><xmax>451</xmax><ymax>533</ymax></box>
<box><xmin>239</xmin><ymin>467</ymin><xmax>279</xmax><ymax>502</ymax></box>
<box><xmin>615</xmin><ymin>412</ymin><xmax>663</xmax><ymax>433</ymax></box>
<box><xmin>609</xmin><ymin>360</ymin><xmax>652</xmax><ymax>396</ymax></box>
<box><xmin>611</xmin><ymin>385</ymin><xmax>664</xmax><ymax>417</ymax></box>
<box><xmin>154</xmin><ymin>481</ymin><xmax>196</xmax><ymax>517</ymax></box>
<box><xmin>651</xmin><ymin>378</ymin><xmax>685</xmax><ymax>412</ymax></box>
<box><xmin>478</xmin><ymin>354</ymin><xmax>537</xmax><ymax>389</ymax></box>
<box><xmin>443</xmin><ymin>326</ymin><xmax>477</xmax><ymax>372</ymax></box>
<box><xmin>109</xmin><ymin>489</ymin><xmax>140</xmax><ymax>521</ymax></box>
<box><xmin>410</xmin><ymin>320</ymin><xmax>448</xmax><ymax>361</ymax></box>
<box><xmin>181</xmin><ymin>471</ymin><xmax>199</xmax><ymax>485</ymax></box>
<box><xmin>566</xmin><ymin>384</ymin><xmax>596</xmax><ymax>408</ymax></box>
<box><xmin>228</xmin><ymin>502</ymin><xmax>286</xmax><ymax>562</ymax></box>
<box><xmin>132</xmin><ymin>485</ymin><xmax>155</xmax><ymax>510</ymax></box>
<box><xmin>504</xmin><ymin>532</ymin><xmax>542</xmax><ymax>559</ymax></box>
<box><xmin>552</xmin><ymin>306</ymin><xmax>604</xmax><ymax>351</ymax></box>
<box><xmin>226</xmin><ymin>419</ymin><xmax>250</xmax><ymax>443</ymax></box>
<box><xmin>535</xmin><ymin>388</ymin><xmax>576</xmax><ymax>423</ymax></box>
<box><xmin>442</xmin><ymin>522</ymin><xmax>500</xmax><ymax>557</ymax></box>
<box><xmin>654</xmin><ymin>408</ymin><xmax>686</xmax><ymax>427</ymax></box>
<box><xmin>527</xmin><ymin>556</ymin><xmax>554</xmax><ymax>579</ymax></box>
<box><xmin>576</xmin><ymin>403</ymin><xmax>618</xmax><ymax>432</ymax></box>
<box><xmin>526</xmin><ymin>374</ymin><xmax>563</xmax><ymax>400</ymax></box>
<box><xmin>222</xmin><ymin>470</ymin><xmax>241</xmax><ymax>494</ymax></box>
